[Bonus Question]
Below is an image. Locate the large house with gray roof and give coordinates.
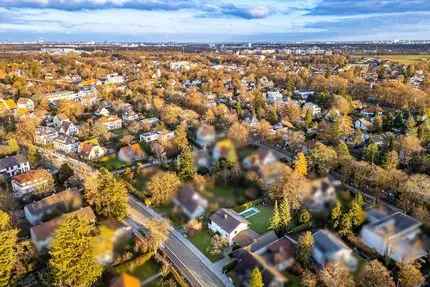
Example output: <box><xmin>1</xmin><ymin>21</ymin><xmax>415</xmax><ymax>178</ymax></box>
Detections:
<box><xmin>208</xmin><ymin>208</ymin><xmax>249</xmax><ymax>245</ymax></box>
<box><xmin>360</xmin><ymin>209</ymin><xmax>428</xmax><ymax>263</ymax></box>
<box><xmin>312</xmin><ymin>229</ymin><xmax>357</xmax><ymax>270</ymax></box>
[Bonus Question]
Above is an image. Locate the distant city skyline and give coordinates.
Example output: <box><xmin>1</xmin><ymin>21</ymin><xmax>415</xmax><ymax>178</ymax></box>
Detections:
<box><xmin>0</xmin><ymin>0</ymin><xmax>430</xmax><ymax>42</ymax></box>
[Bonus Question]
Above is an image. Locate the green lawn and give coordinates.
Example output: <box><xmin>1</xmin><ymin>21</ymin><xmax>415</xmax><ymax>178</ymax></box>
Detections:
<box><xmin>189</xmin><ymin>228</ymin><xmax>221</xmax><ymax>262</ymax></box>
<box><xmin>246</xmin><ymin>206</ymin><xmax>273</xmax><ymax>234</ymax></box>
<box><xmin>130</xmin><ymin>259</ymin><xmax>161</xmax><ymax>283</ymax></box>
<box><xmin>99</xmin><ymin>155</ymin><xmax>128</xmax><ymax>170</ymax></box>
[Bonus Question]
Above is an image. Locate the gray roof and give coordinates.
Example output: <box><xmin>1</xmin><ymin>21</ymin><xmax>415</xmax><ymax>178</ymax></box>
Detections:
<box><xmin>366</xmin><ymin>212</ymin><xmax>421</xmax><ymax>238</ymax></box>
<box><xmin>175</xmin><ymin>185</ymin><xmax>207</xmax><ymax>215</ymax></box>
<box><xmin>209</xmin><ymin>208</ymin><xmax>248</xmax><ymax>233</ymax></box>
<box><xmin>25</xmin><ymin>189</ymin><xmax>82</xmax><ymax>219</ymax></box>
<box><xmin>0</xmin><ymin>155</ymin><xmax>28</xmax><ymax>170</ymax></box>
<box><xmin>313</xmin><ymin>229</ymin><xmax>350</xmax><ymax>254</ymax></box>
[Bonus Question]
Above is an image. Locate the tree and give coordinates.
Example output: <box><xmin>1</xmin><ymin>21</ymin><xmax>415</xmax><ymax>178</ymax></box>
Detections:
<box><xmin>301</xmin><ymin>271</ymin><xmax>318</xmax><ymax>287</ymax></box>
<box><xmin>141</xmin><ymin>218</ymin><xmax>170</xmax><ymax>252</ymax></box>
<box><xmin>177</xmin><ymin>146</ymin><xmax>196</xmax><ymax>181</ymax></box>
<box><xmin>382</xmin><ymin>150</ymin><xmax>399</xmax><ymax>170</ymax></box>
<box><xmin>173</xmin><ymin>123</ymin><xmax>189</xmax><ymax>151</ymax></box>
<box><xmin>297</xmin><ymin>231</ymin><xmax>313</xmax><ymax>267</ymax></box>
<box><xmin>330</xmin><ymin>200</ymin><xmax>342</xmax><ymax>229</ymax></box>
<box><xmin>0</xmin><ymin>210</ymin><xmax>11</xmax><ymax>232</ymax></box>
<box><xmin>357</xmin><ymin>260</ymin><xmax>395</xmax><ymax>287</ymax></box>
<box><xmin>249</xmin><ymin>267</ymin><xmax>264</xmax><ymax>287</ymax></box>
<box><xmin>279</xmin><ymin>197</ymin><xmax>291</xmax><ymax>230</ymax></box>
<box><xmin>228</xmin><ymin>122</ymin><xmax>249</xmax><ymax>147</ymax></box>
<box><xmin>337</xmin><ymin>142</ymin><xmax>352</xmax><ymax>161</ymax></box>
<box><xmin>146</xmin><ymin>171</ymin><xmax>181</xmax><ymax>206</ymax></box>
<box><xmin>398</xmin><ymin>264</ymin><xmax>425</xmax><ymax>287</ymax></box>
<box><xmin>320</xmin><ymin>262</ymin><xmax>355</xmax><ymax>287</ymax></box>
<box><xmin>364</xmin><ymin>143</ymin><xmax>380</xmax><ymax>165</ymax></box>
<box><xmin>84</xmin><ymin>169</ymin><xmax>128</xmax><ymax>220</ymax></box>
<box><xmin>350</xmin><ymin>194</ymin><xmax>366</xmax><ymax>227</ymax></box>
<box><xmin>309</xmin><ymin>143</ymin><xmax>337</xmax><ymax>175</ymax></box>
<box><xmin>294</xmin><ymin>152</ymin><xmax>308</xmax><ymax>177</ymax></box>
<box><xmin>338</xmin><ymin>212</ymin><xmax>353</xmax><ymax>237</ymax></box>
<box><xmin>49</xmin><ymin>215</ymin><xmax>102</xmax><ymax>287</ymax></box>
<box><xmin>0</xmin><ymin>229</ymin><xmax>18</xmax><ymax>287</ymax></box>
<box><xmin>299</xmin><ymin>208</ymin><xmax>312</xmax><ymax>225</ymax></box>
<box><xmin>208</xmin><ymin>235</ymin><xmax>228</xmax><ymax>257</ymax></box>
<box><xmin>305</xmin><ymin>108</ymin><xmax>313</xmax><ymax>128</ymax></box>
<box><xmin>269</xmin><ymin>201</ymin><xmax>282</xmax><ymax>231</ymax></box>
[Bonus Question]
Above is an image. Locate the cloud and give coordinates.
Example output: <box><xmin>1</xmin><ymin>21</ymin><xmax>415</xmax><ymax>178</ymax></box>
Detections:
<box><xmin>308</xmin><ymin>0</ymin><xmax>430</xmax><ymax>16</ymax></box>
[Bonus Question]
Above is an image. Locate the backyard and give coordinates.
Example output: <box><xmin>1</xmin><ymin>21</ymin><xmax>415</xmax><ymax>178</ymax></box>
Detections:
<box><xmin>189</xmin><ymin>227</ymin><xmax>222</xmax><ymax>262</ymax></box>
<box><xmin>243</xmin><ymin>205</ymin><xmax>273</xmax><ymax>234</ymax></box>
<box><xmin>98</xmin><ymin>155</ymin><xmax>129</xmax><ymax>170</ymax></box>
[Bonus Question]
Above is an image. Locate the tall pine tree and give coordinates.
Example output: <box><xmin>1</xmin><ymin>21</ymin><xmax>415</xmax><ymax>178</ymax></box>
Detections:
<box><xmin>269</xmin><ymin>201</ymin><xmax>282</xmax><ymax>231</ymax></box>
<box><xmin>249</xmin><ymin>267</ymin><xmax>264</xmax><ymax>287</ymax></box>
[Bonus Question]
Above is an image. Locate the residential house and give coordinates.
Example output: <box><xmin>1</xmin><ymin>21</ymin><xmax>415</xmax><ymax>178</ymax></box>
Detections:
<box><xmin>11</xmin><ymin>169</ymin><xmax>53</xmax><ymax>199</ymax></box>
<box><xmin>170</xmin><ymin>61</ymin><xmax>191</xmax><ymax>71</ymax></box>
<box><xmin>24</xmin><ymin>189</ymin><xmax>82</xmax><ymax>225</ymax></box>
<box><xmin>360</xmin><ymin>210</ymin><xmax>428</xmax><ymax>263</ymax></box>
<box><xmin>59</xmin><ymin>121</ymin><xmax>79</xmax><ymax>136</ymax></box>
<box><xmin>266</xmin><ymin>91</ymin><xmax>284</xmax><ymax>104</ymax></box>
<box><xmin>30</xmin><ymin>207</ymin><xmax>96</xmax><ymax>252</ymax></box>
<box><xmin>303</xmin><ymin>102</ymin><xmax>322</xmax><ymax>118</ymax></box>
<box><xmin>95</xmin><ymin>107</ymin><xmax>111</xmax><ymax>117</ymax></box>
<box><xmin>195</xmin><ymin>124</ymin><xmax>216</xmax><ymax>148</ymax></box>
<box><xmin>122</xmin><ymin>110</ymin><xmax>140</xmax><ymax>122</ymax></box>
<box><xmin>230</xmin><ymin>233</ymin><xmax>293</xmax><ymax>287</ymax></box>
<box><xmin>141</xmin><ymin>117</ymin><xmax>160</xmax><ymax>127</ymax></box>
<box><xmin>242</xmin><ymin>149</ymin><xmax>277</xmax><ymax>171</ymax></box>
<box><xmin>118</xmin><ymin>144</ymin><xmax>146</xmax><ymax>164</ymax></box>
<box><xmin>208</xmin><ymin>208</ymin><xmax>249</xmax><ymax>245</ymax></box>
<box><xmin>355</xmin><ymin>118</ymin><xmax>373</xmax><ymax>131</ymax></box>
<box><xmin>294</xmin><ymin>90</ymin><xmax>315</xmax><ymax>101</ymax></box>
<box><xmin>110</xmin><ymin>273</ymin><xmax>140</xmax><ymax>287</ymax></box>
<box><xmin>77</xmin><ymin>87</ymin><xmax>98</xmax><ymax>106</ymax></box>
<box><xmin>312</xmin><ymin>230</ymin><xmax>358</xmax><ymax>270</ymax></box>
<box><xmin>79</xmin><ymin>139</ymin><xmax>106</xmax><ymax>160</ymax></box>
<box><xmin>17</xmin><ymin>98</ymin><xmax>34</xmax><ymax>111</ymax></box>
<box><xmin>0</xmin><ymin>155</ymin><xmax>30</xmax><ymax>178</ymax></box>
<box><xmin>97</xmin><ymin>116</ymin><xmax>123</xmax><ymax>131</ymax></box>
<box><xmin>140</xmin><ymin>131</ymin><xmax>160</xmax><ymax>143</ymax></box>
<box><xmin>35</xmin><ymin>126</ymin><xmax>58</xmax><ymax>145</ymax></box>
<box><xmin>53</xmin><ymin>135</ymin><xmax>80</xmax><ymax>154</ymax></box>
<box><xmin>304</xmin><ymin>178</ymin><xmax>340</xmax><ymax>212</ymax></box>
<box><xmin>173</xmin><ymin>184</ymin><xmax>208</xmax><ymax>220</ymax></box>
<box><xmin>47</xmin><ymin>91</ymin><xmax>78</xmax><ymax>105</ymax></box>
<box><xmin>104</xmin><ymin>73</ymin><xmax>125</xmax><ymax>85</ymax></box>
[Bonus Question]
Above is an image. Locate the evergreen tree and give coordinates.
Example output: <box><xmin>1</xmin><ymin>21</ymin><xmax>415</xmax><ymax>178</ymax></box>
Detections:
<box><xmin>178</xmin><ymin>146</ymin><xmax>196</xmax><ymax>181</ymax></box>
<box><xmin>330</xmin><ymin>200</ymin><xmax>342</xmax><ymax>229</ymax></box>
<box><xmin>0</xmin><ymin>210</ymin><xmax>11</xmax><ymax>232</ymax></box>
<box><xmin>406</xmin><ymin>115</ymin><xmax>417</xmax><ymax>136</ymax></box>
<box><xmin>337</xmin><ymin>141</ymin><xmax>352</xmax><ymax>161</ymax></box>
<box><xmin>279</xmin><ymin>197</ymin><xmax>291</xmax><ymax>230</ymax></box>
<box><xmin>294</xmin><ymin>152</ymin><xmax>308</xmax><ymax>177</ymax></box>
<box><xmin>382</xmin><ymin>150</ymin><xmax>399</xmax><ymax>170</ymax></box>
<box><xmin>297</xmin><ymin>231</ymin><xmax>314</xmax><ymax>267</ymax></box>
<box><xmin>339</xmin><ymin>212</ymin><xmax>353</xmax><ymax>237</ymax></box>
<box><xmin>49</xmin><ymin>215</ymin><xmax>102</xmax><ymax>287</ymax></box>
<box><xmin>365</xmin><ymin>143</ymin><xmax>379</xmax><ymax>165</ymax></box>
<box><xmin>269</xmin><ymin>201</ymin><xmax>282</xmax><ymax>231</ymax></box>
<box><xmin>418</xmin><ymin>119</ymin><xmax>430</xmax><ymax>144</ymax></box>
<box><xmin>249</xmin><ymin>267</ymin><xmax>264</xmax><ymax>287</ymax></box>
<box><xmin>305</xmin><ymin>109</ymin><xmax>313</xmax><ymax>128</ymax></box>
<box><xmin>350</xmin><ymin>194</ymin><xmax>366</xmax><ymax>227</ymax></box>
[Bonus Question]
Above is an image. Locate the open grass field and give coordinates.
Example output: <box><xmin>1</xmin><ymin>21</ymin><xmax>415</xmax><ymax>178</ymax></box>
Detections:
<box><xmin>189</xmin><ymin>228</ymin><xmax>222</xmax><ymax>262</ymax></box>
<box><xmin>246</xmin><ymin>205</ymin><xmax>273</xmax><ymax>234</ymax></box>
<box><xmin>358</xmin><ymin>54</ymin><xmax>430</xmax><ymax>65</ymax></box>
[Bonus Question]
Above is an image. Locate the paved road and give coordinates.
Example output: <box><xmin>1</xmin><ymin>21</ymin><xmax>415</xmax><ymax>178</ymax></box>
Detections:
<box><xmin>126</xmin><ymin>195</ymin><xmax>232</xmax><ymax>287</ymax></box>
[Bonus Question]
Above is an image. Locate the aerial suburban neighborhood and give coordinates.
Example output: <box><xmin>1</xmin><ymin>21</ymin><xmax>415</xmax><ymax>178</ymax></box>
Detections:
<box><xmin>0</xmin><ymin>40</ymin><xmax>430</xmax><ymax>287</ymax></box>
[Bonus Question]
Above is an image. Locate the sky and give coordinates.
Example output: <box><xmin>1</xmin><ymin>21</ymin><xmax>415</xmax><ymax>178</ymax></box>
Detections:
<box><xmin>0</xmin><ymin>0</ymin><xmax>429</xmax><ymax>42</ymax></box>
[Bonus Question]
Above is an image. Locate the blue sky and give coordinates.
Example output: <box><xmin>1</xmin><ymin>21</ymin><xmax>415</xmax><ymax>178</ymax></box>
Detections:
<box><xmin>0</xmin><ymin>0</ymin><xmax>429</xmax><ymax>42</ymax></box>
